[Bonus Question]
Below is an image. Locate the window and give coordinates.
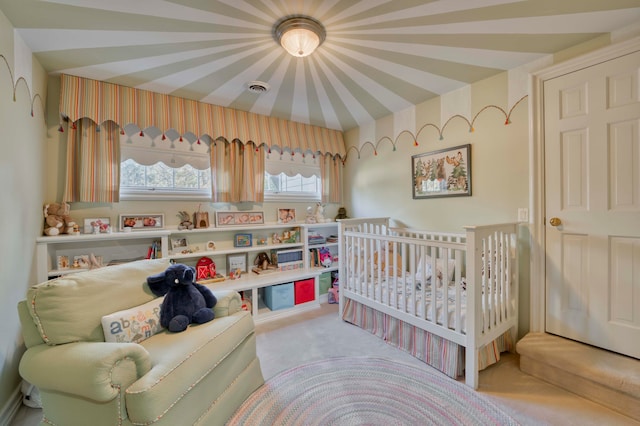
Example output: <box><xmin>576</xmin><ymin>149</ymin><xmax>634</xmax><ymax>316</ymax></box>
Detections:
<box><xmin>264</xmin><ymin>150</ymin><xmax>321</xmax><ymax>202</ymax></box>
<box><xmin>120</xmin><ymin>128</ymin><xmax>211</xmax><ymax>200</ymax></box>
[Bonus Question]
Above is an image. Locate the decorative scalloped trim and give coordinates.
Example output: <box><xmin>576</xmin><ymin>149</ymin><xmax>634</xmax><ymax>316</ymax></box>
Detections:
<box><xmin>344</xmin><ymin>95</ymin><xmax>528</xmax><ymax>162</ymax></box>
<box><xmin>0</xmin><ymin>54</ymin><xmax>45</xmax><ymax>118</ymax></box>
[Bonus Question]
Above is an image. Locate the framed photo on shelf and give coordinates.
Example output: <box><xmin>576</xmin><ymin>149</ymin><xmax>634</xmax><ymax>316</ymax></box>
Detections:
<box><xmin>73</xmin><ymin>255</ymin><xmax>90</xmax><ymax>269</ymax></box>
<box><xmin>56</xmin><ymin>255</ymin><xmax>70</xmax><ymax>270</ymax></box>
<box><xmin>171</xmin><ymin>237</ymin><xmax>188</xmax><ymax>252</ymax></box>
<box><xmin>215</xmin><ymin>211</ymin><xmax>264</xmax><ymax>227</ymax></box>
<box><xmin>226</xmin><ymin>253</ymin><xmax>248</xmax><ymax>273</ymax></box>
<box><xmin>119</xmin><ymin>214</ymin><xmax>165</xmax><ymax>231</ymax></box>
<box><xmin>277</xmin><ymin>208</ymin><xmax>296</xmax><ymax>224</ymax></box>
<box><xmin>411</xmin><ymin>144</ymin><xmax>471</xmax><ymax>199</ymax></box>
<box><xmin>234</xmin><ymin>233</ymin><xmax>252</xmax><ymax>248</ymax></box>
<box><xmin>83</xmin><ymin>217</ymin><xmax>110</xmax><ymax>234</ymax></box>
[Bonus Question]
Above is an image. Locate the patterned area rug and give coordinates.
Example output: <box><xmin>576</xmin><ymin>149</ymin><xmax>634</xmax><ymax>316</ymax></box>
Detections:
<box><xmin>227</xmin><ymin>356</ymin><xmax>518</xmax><ymax>425</ymax></box>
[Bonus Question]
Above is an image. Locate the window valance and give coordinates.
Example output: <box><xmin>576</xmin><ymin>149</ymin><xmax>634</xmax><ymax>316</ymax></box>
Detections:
<box><xmin>59</xmin><ymin>74</ymin><xmax>345</xmax><ymax>158</ymax></box>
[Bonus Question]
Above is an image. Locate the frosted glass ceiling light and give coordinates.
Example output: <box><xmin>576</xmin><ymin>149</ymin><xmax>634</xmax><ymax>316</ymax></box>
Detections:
<box><xmin>274</xmin><ymin>16</ymin><xmax>326</xmax><ymax>58</ymax></box>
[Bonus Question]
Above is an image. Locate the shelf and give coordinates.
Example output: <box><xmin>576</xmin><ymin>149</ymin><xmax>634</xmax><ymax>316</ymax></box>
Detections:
<box><xmin>36</xmin><ymin>219</ymin><xmax>338</xmax><ymax>325</ymax></box>
<box><xmin>169</xmin><ymin>222</ymin><xmax>304</xmax><ymax>234</ymax></box>
<box><xmin>48</xmin><ymin>268</ymin><xmax>90</xmax><ymax>277</ymax></box>
<box><xmin>309</xmin><ymin>242</ymin><xmax>338</xmax><ymax>249</ymax></box>
<box><xmin>311</xmin><ymin>265</ymin><xmax>338</xmax><ymax>273</ymax></box>
<box><xmin>168</xmin><ymin>242</ymin><xmax>303</xmax><ymax>260</ymax></box>
<box><xmin>36</xmin><ymin>229</ymin><xmax>170</xmax><ymax>243</ymax></box>
<box><xmin>211</xmin><ymin>269</ymin><xmax>321</xmax><ymax>292</ymax></box>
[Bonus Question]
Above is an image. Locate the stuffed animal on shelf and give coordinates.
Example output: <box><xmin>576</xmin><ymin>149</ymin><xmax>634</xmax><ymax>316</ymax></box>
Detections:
<box><xmin>254</xmin><ymin>252</ymin><xmax>271</xmax><ymax>270</ymax></box>
<box><xmin>177</xmin><ymin>211</ymin><xmax>194</xmax><ymax>230</ymax></box>
<box><xmin>43</xmin><ymin>202</ymin><xmax>77</xmax><ymax>236</ymax></box>
<box><xmin>147</xmin><ymin>263</ymin><xmax>217</xmax><ymax>332</ymax></box>
<box><xmin>319</xmin><ymin>247</ymin><xmax>333</xmax><ymax>268</ymax></box>
<box><xmin>314</xmin><ymin>202</ymin><xmax>329</xmax><ymax>223</ymax></box>
<box><xmin>335</xmin><ymin>207</ymin><xmax>348</xmax><ymax>221</ymax></box>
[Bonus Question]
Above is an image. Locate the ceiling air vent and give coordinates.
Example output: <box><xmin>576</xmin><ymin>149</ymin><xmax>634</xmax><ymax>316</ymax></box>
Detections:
<box><xmin>246</xmin><ymin>81</ymin><xmax>271</xmax><ymax>94</ymax></box>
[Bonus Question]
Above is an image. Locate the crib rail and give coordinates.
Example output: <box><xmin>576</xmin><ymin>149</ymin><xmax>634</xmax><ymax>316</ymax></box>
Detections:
<box><xmin>341</xmin><ymin>225</ymin><xmax>467</xmax><ymax>344</ymax></box>
<box><xmin>464</xmin><ymin>223</ymin><xmax>519</xmax><ymax>345</ymax></box>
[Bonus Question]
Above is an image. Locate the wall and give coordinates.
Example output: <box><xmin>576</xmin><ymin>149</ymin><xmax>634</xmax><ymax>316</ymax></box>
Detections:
<box><xmin>343</xmin><ymin>71</ymin><xmax>532</xmax><ymax>336</ymax></box>
<box><xmin>0</xmin><ymin>10</ymin><xmax>48</xmax><ymax>421</ymax></box>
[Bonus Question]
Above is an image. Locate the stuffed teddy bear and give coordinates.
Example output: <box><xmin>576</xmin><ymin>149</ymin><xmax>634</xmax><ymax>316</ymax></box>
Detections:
<box><xmin>147</xmin><ymin>263</ymin><xmax>217</xmax><ymax>332</ymax></box>
<box><xmin>43</xmin><ymin>202</ymin><xmax>77</xmax><ymax>236</ymax></box>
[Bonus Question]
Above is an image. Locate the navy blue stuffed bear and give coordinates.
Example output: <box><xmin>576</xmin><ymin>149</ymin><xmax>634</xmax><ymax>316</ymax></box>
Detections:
<box><xmin>147</xmin><ymin>263</ymin><xmax>217</xmax><ymax>332</ymax></box>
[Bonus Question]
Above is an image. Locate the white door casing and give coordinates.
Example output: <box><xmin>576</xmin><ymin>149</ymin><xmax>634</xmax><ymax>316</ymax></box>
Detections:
<box><xmin>536</xmin><ymin>44</ymin><xmax>640</xmax><ymax>358</ymax></box>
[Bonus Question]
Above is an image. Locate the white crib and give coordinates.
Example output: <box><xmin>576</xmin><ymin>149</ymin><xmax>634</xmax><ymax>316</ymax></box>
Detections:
<box><xmin>338</xmin><ymin>217</ymin><xmax>519</xmax><ymax>388</ymax></box>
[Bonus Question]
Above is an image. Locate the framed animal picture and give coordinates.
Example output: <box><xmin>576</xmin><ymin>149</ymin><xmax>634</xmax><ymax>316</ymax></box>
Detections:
<box><xmin>411</xmin><ymin>144</ymin><xmax>471</xmax><ymax>199</ymax></box>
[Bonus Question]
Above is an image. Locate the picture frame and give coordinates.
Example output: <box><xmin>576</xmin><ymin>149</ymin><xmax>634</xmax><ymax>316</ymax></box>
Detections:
<box><xmin>171</xmin><ymin>237</ymin><xmax>188</xmax><ymax>252</ymax></box>
<box><xmin>226</xmin><ymin>253</ymin><xmax>248</xmax><ymax>273</ymax></box>
<box><xmin>73</xmin><ymin>254</ymin><xmax>90</xmax><ymax>269</ymax></box>
<box><xmin>215</xmin><ymin>211</ymin><xmax>264</xmax><ymax>227</ymax></box>
<box><xmin>119</xmin><ymin>214</ymin><xmax>164</xmax><ymax>231</ymax></box>
<box><xmin>277</xmin><ymin>208</ymin><xmax>296</xmax><ymax>224</ymax></box>
<box><xmin>234</xmin><ymin>233</ymin><xmax>252</xmax><ymax>248</ymax></box>
<box><xmin>56</xmin><ymin>255</ymin><xmax>70</xmax><ymax>270</ymax></box>
<box><xmin>411</xmin><ymin>144</ymin><xmax>471</xmax><ymax>199</ymax></box>
<box><xmin>84</xmin><ymin>217</ymin><xmax>111</xmax><ymax>234</ymax></box>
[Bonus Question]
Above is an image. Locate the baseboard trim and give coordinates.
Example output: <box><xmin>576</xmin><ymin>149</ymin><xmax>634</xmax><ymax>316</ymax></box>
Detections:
<box><xmin>0</xmin><ymin>385</ymin><xmax>22</xmax><ymax>426</ymax></box>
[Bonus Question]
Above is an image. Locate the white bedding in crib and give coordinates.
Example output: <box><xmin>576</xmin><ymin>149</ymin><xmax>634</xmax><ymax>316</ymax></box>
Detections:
<box><xmin>346</xmin><ymin>273</ymin><xmax>467</xmax><ymax>332</ymax></box>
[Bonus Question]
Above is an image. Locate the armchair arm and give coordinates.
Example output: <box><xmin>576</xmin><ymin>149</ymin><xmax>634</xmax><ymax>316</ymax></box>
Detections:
<box><xmin>19</xmin><ymin>341</ymin><xmax>151</xmax><ymax>402</ymax></box>
<box><xmin>207</xmin><ymin>289</ymin><xmax>242</xmax><ymax>318</ymax></box>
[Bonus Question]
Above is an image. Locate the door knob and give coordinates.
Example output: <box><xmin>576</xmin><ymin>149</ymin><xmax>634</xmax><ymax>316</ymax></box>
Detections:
<box><xmin>549</xmin><ymin>217</ymin><xmax>562</xmax><ymax>227</ymax></box>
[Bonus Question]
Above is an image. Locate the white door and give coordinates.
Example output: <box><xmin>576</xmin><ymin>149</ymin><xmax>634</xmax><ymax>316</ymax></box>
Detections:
<box><xmin>544</xmin><ymin>50</ymin><xmax>640</xmax><ymax>359</ymax></box>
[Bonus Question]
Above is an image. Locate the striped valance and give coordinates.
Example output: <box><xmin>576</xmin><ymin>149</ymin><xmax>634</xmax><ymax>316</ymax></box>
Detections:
<box><xmin>59</xmin><ymin>74</ymin><xmax>345</xmax><ymax>158</ymax></box>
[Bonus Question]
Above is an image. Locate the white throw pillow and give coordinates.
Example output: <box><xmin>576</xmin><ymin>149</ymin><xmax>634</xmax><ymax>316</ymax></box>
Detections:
<box><xmin>415</xmin><ymin>256</ymin><xmax>455</xmax><ymax>283</ymax></box>
<box><xmin>101</xmin><ymin>297</ymin><xmax>164</xmax><ymax>343</ymax></box>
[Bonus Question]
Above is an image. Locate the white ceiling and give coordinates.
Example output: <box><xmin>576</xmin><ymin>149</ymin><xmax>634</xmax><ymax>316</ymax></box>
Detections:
<box><xmin>2</xmin><ymin>0</ymin><xmax>640</xmax><ymax>131</ymax></box>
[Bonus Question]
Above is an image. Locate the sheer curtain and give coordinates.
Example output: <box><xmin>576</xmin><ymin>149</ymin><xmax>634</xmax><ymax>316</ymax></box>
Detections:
<box><xmin>63</xmin><ymin>118</ymin><xmax>121</xmax><ymax>203</ymax></box>
<box><xmin>210</xmin><ymin>139</ymin><xmax>265</xmax><ymax>203</ymax></box>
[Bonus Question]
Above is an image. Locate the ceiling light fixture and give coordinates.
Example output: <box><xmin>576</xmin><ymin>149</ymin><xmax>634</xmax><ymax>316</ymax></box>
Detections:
<box><xmin>274</xmin><ymin>16</ymin><xmax>326</xmax><ymax>58</ymax></box>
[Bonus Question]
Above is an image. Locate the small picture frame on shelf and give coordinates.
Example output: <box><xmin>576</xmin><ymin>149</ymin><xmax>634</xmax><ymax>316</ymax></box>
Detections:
<box><xmin>56</xmin><ymin>255</ymin><xmax>70</xmax><ymax>270</ymax></box>
<box><xmin>234</xmin><ymin>233</ymin><xmax>252</xmax><ymax>248</ymax></box>
<box><xmin>73</xmin><ymin>255</ymin><xmax>90</xmax><ymax>269</ymax></box>
<box><xmin>226</xmin><ymin>253</ymin><xmax>248</xmax><ymax>273</ymax></box>
<box><xmin>171</xmin><ymin>237</ymin><xmax>188</xmax><ymax>252</ymax></box>
<box><xmin>84</xmin><ymin>217</ymin><xmax>110</xmax><ymax>234</ymax></box>
<box><xmin>119</xmin><ymin>214</ymin><xmax>164</xmax><ymax>231</ymax></box>
<box><xmin>277</xmin><ymin>208</ymin><xmax>296</xmax><ymax>224</ymax></box>
<box><xmin>215</xmin><ymin>211</ymin><xmax>264</xmax><ymax>227</ymax></box>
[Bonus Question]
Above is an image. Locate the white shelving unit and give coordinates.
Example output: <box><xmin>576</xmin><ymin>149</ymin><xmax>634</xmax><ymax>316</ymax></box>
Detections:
<box><xmin>35</xmin><ymin>230</ymin><xmax>170</xmax><ymax>283</ymax></box>
<box><xmin>35</xmin><ymin>221</ymin><xmax>338</xmax><ymax>324</ymax></box>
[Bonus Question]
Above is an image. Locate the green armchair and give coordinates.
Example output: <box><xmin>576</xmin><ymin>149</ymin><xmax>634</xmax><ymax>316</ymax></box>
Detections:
<box><xmin>17</xmin><ymin>259</ymin><xmax>264</xmax><ymax>426</ymax></box>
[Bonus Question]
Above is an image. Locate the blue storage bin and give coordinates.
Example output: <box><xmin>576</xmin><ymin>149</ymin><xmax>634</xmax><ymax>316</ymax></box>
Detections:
<box><xmin>263</xmin><ymin>282</ymin><xmax>294</xmax><ymax>311</ymax></box>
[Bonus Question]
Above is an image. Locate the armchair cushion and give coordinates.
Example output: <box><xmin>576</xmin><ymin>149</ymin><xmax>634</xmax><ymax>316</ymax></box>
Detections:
<box><xmin>27</xmin><ymin>259</ymin><xmax>171</xmax><ymax>345</ymax></box>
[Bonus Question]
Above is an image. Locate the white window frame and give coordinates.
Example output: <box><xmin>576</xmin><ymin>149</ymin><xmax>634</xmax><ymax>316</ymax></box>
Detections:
<box><xmin>264</xmin><ymin>151</ymin><xmax>321</xmax><ymax>202</ymax></box>
<box><xmin>119</xmin><ymin>130</ymin><xmax>211</xmax><ymax>201</ymax></box>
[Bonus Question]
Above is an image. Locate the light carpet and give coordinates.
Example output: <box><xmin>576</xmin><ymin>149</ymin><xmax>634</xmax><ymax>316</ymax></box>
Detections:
<box><xmin>227</xmin><ymin>356</ymin><xmax>518</xmax><ymax>425</ymax></box>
